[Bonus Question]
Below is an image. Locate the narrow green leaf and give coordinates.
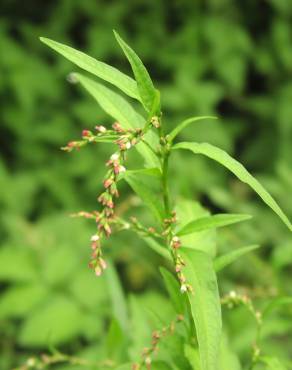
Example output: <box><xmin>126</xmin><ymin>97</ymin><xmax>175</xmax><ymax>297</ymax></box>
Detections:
<box><xmin>124</xmin><ymin>168</ymin><xmax>165</xmax><ymax>222</ymax></box>
<box><xmin>263</xmin><ymin>296</ymin><xmax>292</xmax><ymax>318</ymax></box>
<box><xmin>180</xmin><ymin>248</ymin><xmax>222</xmax><ymax>370</ymax></box>
<box><xmin>105</xmin><ymin>262</ymin><xmax>128</xmax><ymax>332</ymax></box>
<box><xmin>219</xmin><ymin>333</ymin><xmax>242</xmax><ymax>370</ymax></box>
<box><xmin>73</xmin><ymin>73</ymin><xmax>143</xmax><ymax>128</ymax></box>
<box><xmin>184</xmin><ymin>344</ymin><xmax>201</xmax><ymax>370</ymax></box>
<box><xmin>260</xmin><ymin>356</ymin><xmax>287</xmax><ymax>370</ymax></box>
<box><xmin>73</xmin><ymin>73</ymin><xmax>159</xmax><ymax>167</ymax></box>
<box><xmin>177</xmin><ymin>213</ymin><xmax>252</xmax><ymax>236</ymax></box>
<box><xmin>105</xmin><ymin>319</ymin><xmax>124</xmax><ymax>360</ymax></box>
<box><xmin>160</xmin><ymin>267</ymin><xmax>187</xmax><ymax>314</ymax></box>
<box><xmin>168</xmin><ymin>116</ymin><xmax>217</xmax><ymax>142</ymax></box>
<box><xmin>172</xmin><ymin>142</ymin><xmax>292</xmax><ymax>231</ymax></box>
<box><xmin>176</xmin><ymin>199</ymin><xmax>217</xmax><ymax>257</ymax></box>
<box><xmin>214</xmin><ymin>245</ymin><xmax>260</xmax><ymax>272</ymax></box>
<box><xmin>40</xmin><ymin>37</ymin><xmax>139</xmax><ymax>100</ymax></box>
<box><xmin>114</xmin><ymin>30</ymin><xmax>157</xmax><ymax>111</ymax></box>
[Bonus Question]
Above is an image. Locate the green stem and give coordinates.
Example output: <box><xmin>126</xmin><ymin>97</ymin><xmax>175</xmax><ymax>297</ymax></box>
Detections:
<box><xmin>162</xmin><ymin>151</ymin><xmax>170</xmax><ymax>217</ymax></box>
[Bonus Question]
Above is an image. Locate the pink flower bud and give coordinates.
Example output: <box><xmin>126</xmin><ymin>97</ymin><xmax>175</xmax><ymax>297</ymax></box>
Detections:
<box><xmin>114</xmin><ymin>164</ymin><xmax>126</xmax><ymax>174</ymax></box>
<box><xmin>95</xmin><ymin>266</ymin><xmax>102</xmax><ymax>276</ymax></box>
<box><xmin>91</xmin><ymin>241</ymin><xmax>97</xmax><ymax>250</ymax></box>
<box><xmin>112</xmin><ymin>121</ymin><xmax>124</xmax><ymax>132</ymax></box>
<box><xmin>106</xmin><ymin>200</ymin><xmax>114</xmax><ymax>208</ymax></box>
<box><xmin>103</xmin><ymin>178</ymin><xmax>113</xmax><ymax>188</ymax></box>
<box><xmin>99</xmin><ymin>258</ymin><xmax>107</xmax><ymax>270</ymax></box>
<box><xmin>82</xmin><ymin>129</ymin><xmax>91</xmax><ymax>137</ymax></box>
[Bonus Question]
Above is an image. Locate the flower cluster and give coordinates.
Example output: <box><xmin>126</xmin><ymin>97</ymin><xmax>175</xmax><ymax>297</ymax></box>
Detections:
<box><xmin>88</xmin><ymin>150</ymin><xmax>127</xmax><ymax>276</ymax></box>
<box><xmin>64</xmin><ymin>120</ymin><xmax>157</xmax><ymax>276</ymax></box>
<box><xmin>163</xmin><ymin>211</ymin><xmax>193</xmax><ymax>293</ymax></box>
<box><xmin>132</xmin><ymin>314</ymin><xmax>184</xmax><ymax>370</ymax></box>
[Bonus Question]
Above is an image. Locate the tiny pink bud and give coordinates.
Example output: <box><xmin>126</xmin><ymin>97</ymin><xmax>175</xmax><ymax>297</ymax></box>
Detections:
<box><xmin>82</xmin><ymin>129</ymin><xmax>91</xmax><ymax>137</ymax></box>
<box><xmin>99</xmin><ymin>258</ymin><xmax>107</xmax><ymax>270</ymax></box>
<box><xmin>91</xmin><ymin>241</ymin><xmax>97</xmax><ymax>250</ymax></box>
<box><xmin>112</xmin><ymin>121</ymin><xmax>124</xmax><ymax>132</ymax></box>
<box><xmin>103</xmin><ymin>178</ymin><xmax>113</xmax><ymax>188</ymax></box>
<box><xmin>95</xmin><ymin>266</ymin><xmax>102</xmax><ymax>276</ymax></box>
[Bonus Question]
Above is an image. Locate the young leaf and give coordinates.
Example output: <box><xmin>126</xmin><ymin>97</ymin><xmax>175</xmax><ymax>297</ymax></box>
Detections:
<box><xmin>160</xmin><ymin>267</ymin><xmax>187</xmax><ymax>314</ymax></box>
<box><xmin>114</xmin><ymin>30</ymin><xmax>158</xmax><ymax>112</ymax></box>
<box><xmin>177</xmin><ymin>213</ymin><xmax>252</xmax><ymax>236</ymax></box>
<box><xmin>168</xmin><ymin>116</ymin><xmax>217</xmax><ymax>142</ymax></box>
<box><xmin>172</xmin><ymin>142</ymin><xmax>292</xmax><ymax>231</ymax></box>
<box><xmin>214</xmin><ymin>245</ymin><xmax>260</xmax><ymax>272</ymax></box>
<box><xmin>180</xmin><ymin>248</ymin><xmax>222</xmax><ymax>370</ymax></box>
<box><xmin>72</xmin><ymin>73</ymin><xmax>159</xmax><ymax>167</ymax></box>
<box><xmin>40</xmin><ymin>37</ymin><xmax>140</xmax><ymax>100</ymax></box>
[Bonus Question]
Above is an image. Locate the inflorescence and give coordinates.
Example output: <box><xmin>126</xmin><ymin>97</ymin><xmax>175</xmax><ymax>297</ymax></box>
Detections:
<box><xmin>65</xmin><ymin>120</ymin><xmax>156</xmax><ymax>276</ymax></box>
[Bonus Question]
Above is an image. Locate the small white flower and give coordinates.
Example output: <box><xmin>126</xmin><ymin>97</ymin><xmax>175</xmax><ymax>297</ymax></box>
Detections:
<box><xmin>145</xmin><ymin>357</ymin><xmax>151</xmax><ymax>365</ymax></box>
<box><xmin>172</xmin><ymin>236</ymin><xmax>180</xmax><ymax>242</ymax></box>
<box><xmin>125</xmin><ymin>142</ymin><xmax>131</xmax><ymax>149</ymax></box>
<box><xmin>27</xmin><ymin>358</ymin><xmax>36</xmax><ymax>367</ymax></box>
<box><xmin>180</xmin><ymin>284</ymin><xmax>187</xmax><ymax>293</ymax></box>
<box><xmin>230</xmin><ymin>290</ymin><xmax>237</xmax><ymax>298</ymax></box>
<box><xmin>91</xmin><ymin>235</ymin><xmax>100</xmax><ymax>242</ymax></box>
<box><xmin>119</xmin><ymin>165</ymin><xmax>126</xmax><ymax>173</ymax></box>
<box><xmin>110</xmin><ymin>153</ymin><xmax>119</xmax><ymax>161</ymax></box>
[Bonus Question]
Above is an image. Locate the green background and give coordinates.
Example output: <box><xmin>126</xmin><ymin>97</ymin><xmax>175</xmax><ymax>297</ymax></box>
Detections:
<box><xmin>0</xmin><ymin>0</ymin><xmax>291</xmax><ymax>369</ymax></box>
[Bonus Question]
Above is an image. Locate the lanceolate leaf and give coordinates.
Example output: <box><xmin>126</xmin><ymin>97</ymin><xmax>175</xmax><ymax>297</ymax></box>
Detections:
<box><xmin>172</xmin><ymin>142</ymin><xmax>292</xmax><ymax>231</ymax></box>
<box><xmin>73</xmin><ymin>73</ymin><xmax>143</xmax><ymax>128</ymax></box>
<box><xmin>214</xmin><ymin>245</ymin><xmax>260</xmax><ymax>272</ymax></box>
<box><xmin>177</xmin><ymin>214</ymin><xmax>252</xmax><ymax>236</ymax></box>
<box><xmin>40</xmin><ymin>37</ymin><xmax>140</xmax><ymax>100</ymax></box>
<box><xmin>114</xmin><ymin>30</ymin><xmax>157</xmax><ymax>112</ymax></box>
<box><xmin>180</xmin><ymin>248</ymin><xmax>222</xmax><ymax>370</ymax></box>
<box><xmin>168</xmin><ymin>116</ymin><xmax>217</xmax><ymax>142</ymax></box>
<box><xmin>73</xmin><ymin>73</ymin><xmax>158</xmax><ymax>167</ymax></box>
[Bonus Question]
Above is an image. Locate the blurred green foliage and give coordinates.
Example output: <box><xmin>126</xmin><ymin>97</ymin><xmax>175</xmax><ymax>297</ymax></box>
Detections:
<box><xmin>0</xmin><ymin>0</ymin><xmax>292</xmax><ymax>369</ymax></box>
